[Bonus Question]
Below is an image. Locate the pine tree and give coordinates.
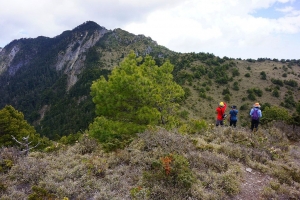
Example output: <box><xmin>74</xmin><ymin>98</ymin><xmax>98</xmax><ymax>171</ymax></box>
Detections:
<box><xmin>89</xmin><ymin>51</ymin><xmax>185</xmax><ymax>150</ymax></box>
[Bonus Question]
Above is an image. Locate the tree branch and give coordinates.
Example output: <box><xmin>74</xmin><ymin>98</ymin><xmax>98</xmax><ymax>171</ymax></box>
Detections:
<box><xmin>11</xmin><ymin>135</ymin><xmax>23</xmax><ymax>145</ymax></box>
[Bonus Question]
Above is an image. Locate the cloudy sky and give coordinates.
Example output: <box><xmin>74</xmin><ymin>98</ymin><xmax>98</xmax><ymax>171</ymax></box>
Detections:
<box><xmin>1</xmin><ymin>0</ymin><xmax>300</xmax><ymax>59</ymax></box>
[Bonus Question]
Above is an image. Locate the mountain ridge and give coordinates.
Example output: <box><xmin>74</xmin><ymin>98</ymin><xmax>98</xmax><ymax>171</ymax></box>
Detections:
<box><xmin>0</xmin><ymin>21</ymin><xmax>299</xmax><ymax>139</ymax></box>
<box><xmin>0</xmin><ymin>21</ymin><xmax>176</xmax><ymax>138</ymax></box>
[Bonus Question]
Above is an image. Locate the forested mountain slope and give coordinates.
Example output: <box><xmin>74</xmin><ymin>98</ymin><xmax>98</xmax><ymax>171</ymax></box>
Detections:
<box><xmin>0</xmin><ymin>21</ymin><xmax>299</xmax><ymax>139</ymax></box>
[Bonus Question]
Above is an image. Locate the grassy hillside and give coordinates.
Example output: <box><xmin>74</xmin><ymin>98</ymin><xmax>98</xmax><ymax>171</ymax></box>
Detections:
<box><xmin>1</xmin><ymin>21</ymin><xmax>300</xmax><ymax>199</ymax></box>
<box><xmin>1</xmin><ymin>31</ymin><xmax>300</xmax><ymax>199</ymax></box>
<box><xmin>171</xmin><ymin>55</ymin><xmax>300</xmax><ymax>127</ymax></box>
<box><xmin>1</xmin><ymin>124</ymin><xmax>300</xmax><ymax>199</ymax></box>
<box><xmin>1</xmin><ymin>22</ymin><xmax>299</xmax><ymax>139</ymax></box>
<box><xmin>35</xmin><ymin>28</ymin><xmax>177</xmax><ymax>139</ymax></box>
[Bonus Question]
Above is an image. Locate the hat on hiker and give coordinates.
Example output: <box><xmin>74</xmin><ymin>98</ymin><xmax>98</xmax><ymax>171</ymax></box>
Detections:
<box><xmin>219</xmin><ymin>102</ymin><xmax>224</xmax><ymax>107</ymax></box>
<box><xmin>254</xmin><ymin>102</ymin><xmax>260</xmax><ymax>108</ymax></box>
<box><xmin>232</xmin><ymin>105</ymin><xmax>237</xmax><ymax>109</ymax></box>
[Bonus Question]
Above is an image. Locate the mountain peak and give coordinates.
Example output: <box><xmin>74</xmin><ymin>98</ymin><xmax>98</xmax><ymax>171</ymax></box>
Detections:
<box><xmin>72</xmin><ymin>21</ymin><xmax>105</xmax><ymax>32</ymax></box>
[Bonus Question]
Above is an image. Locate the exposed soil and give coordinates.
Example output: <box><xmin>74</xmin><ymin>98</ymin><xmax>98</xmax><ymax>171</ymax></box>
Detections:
<box><xmin>233</xmin><ymin>167</ymin><xmax>272</xmax><ymax>200</ymax></box>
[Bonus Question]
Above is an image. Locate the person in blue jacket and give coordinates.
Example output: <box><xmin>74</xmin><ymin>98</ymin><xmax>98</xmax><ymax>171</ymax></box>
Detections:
<box><xmin>249</xmin><ymin>102</ymin><xmax>263</xmax><ymax>131</ymax></box>
<box><xmin>229</xmin><ymin>105</ymin><xmax>238</xmax><ymax>127</ymax></box>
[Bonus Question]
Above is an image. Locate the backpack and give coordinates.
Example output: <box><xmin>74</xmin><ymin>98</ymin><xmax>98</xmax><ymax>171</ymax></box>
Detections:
<box><xmin>230</xmin><ymin>110</ymin><xmax>237</xmax><ymax>120</ymax></box>
<box><xmin>252</xmin><ymin>109</ymin><xmax>259</xmax><ymax>120</ymax></box>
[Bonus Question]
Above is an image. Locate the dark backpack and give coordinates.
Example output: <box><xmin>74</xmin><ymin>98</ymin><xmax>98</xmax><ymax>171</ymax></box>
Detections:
<box><xmin>252</xmin><ymin>109</ymin><xmax>259</xmax><ymax>120</ymax></box>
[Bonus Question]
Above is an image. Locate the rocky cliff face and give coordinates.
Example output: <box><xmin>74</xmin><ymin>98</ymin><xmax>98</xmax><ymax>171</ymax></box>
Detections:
<box><xmin>0</xmin><ymin>21</ymin><xmax>109</xmax><ymax>90</ymax></box>
<box><xmin>55</xmin><ymin>27</ymin><xmax>108</xmax><ymax>90</ymax></box>
<box><xmin>0</xmin><ymin>44</ymin><xmax>21</xmax><ymax>75</ymax></box>
<box><xmin>0</xmin><ymin>20</ymin><xmax>173</xmax><ymax>138</ymax></box>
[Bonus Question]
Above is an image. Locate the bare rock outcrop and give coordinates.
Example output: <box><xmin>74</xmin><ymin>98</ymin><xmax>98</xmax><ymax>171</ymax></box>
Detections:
<box><xmin>55</xmin><ymin>28</ymin><xmax>108</xmax><ymax>90</ymax></box>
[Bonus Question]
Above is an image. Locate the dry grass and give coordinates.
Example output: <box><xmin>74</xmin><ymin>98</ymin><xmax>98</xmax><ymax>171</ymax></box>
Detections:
<box><xmin>96</xmin><ymin>34</ymin><xmax>300</xmax><ymax>127</ymax></box>
<box><xmin>181</xmin><ymin>59</ymin><xmax>300</xmax><ymax>126</ymax></box>
<box><xmin>1</xmin><ymin>123</ymin><xmax>300</xmax><ymax>199</ymax></box>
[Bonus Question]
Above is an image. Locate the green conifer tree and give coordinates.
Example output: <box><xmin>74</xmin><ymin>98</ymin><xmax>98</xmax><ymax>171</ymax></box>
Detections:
<box><xmin>89</xmin><ymin>51</ymin><xmax>185</xmax><ymax>150</ymax></box>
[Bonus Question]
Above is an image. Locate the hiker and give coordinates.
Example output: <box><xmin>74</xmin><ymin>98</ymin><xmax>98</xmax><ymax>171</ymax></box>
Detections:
<box><xmin>250</xmin><ymin>102</ymin><xmax>262</xmax><ymax>131</ymax></box>
<box><xmin>229</xmin><ymin>105</ymin><xmax>238</xmax><ymax>127</ymax></box>
<box><xmin>215</xmin><ymin>102</ymin><xmax>227</xmax><ymax>126</ymax></box>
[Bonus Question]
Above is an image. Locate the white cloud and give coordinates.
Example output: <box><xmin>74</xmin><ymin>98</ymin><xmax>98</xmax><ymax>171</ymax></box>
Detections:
<box><xmin>276</xmin><ymin>6</ymin><xmax>294</xmax><ymax>12</ymax></box>
<box><xmin>0</xmin><ymin>0</ymin><xmax>299</xmax><ymax>59</ymax></box>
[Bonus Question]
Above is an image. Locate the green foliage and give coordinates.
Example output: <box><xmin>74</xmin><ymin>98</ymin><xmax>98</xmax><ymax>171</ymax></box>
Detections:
<box><xmin>198</xmin><ymin>87</ymin><xmax>206</xmax><ymax>93</ymax></box>
<box><xmin>178</xmin><ymin>71</ymin><xmax>194</xmax><ymax>84</ymax></box>
<box><xmin>282</xmin><ymin>73</ymin><xmax>287</xmax><ymax>77</ymax></box>
<box><xmin>220</xmin><ymin>173</ymin><xmax>240</xmax><ymax>195</ymax></box>
<box><xmin>143</xmin><ymin>153</ymin><xmax>195</xmax><ymax>189</ymax></box>
<box><xmin>178</xmin><ymin>110</ymin><xmax>189</xmax><ymax>120</ymax></box>
<box><xmin>261</xmin><ymin>103</ymin><xmax>271</xmax><ymax>111</ymax></box>
<box><xmin>2</xmin><ymin>23</ymin><xmax>300</xmax><ymax>199</ymax></box>
<box><xmin>208</xmin><ymin>71</ymin><xmax>214</xmax><ymax>79</ymax></box>
<box><xmin>169</xmin><ymin>154</ymin><xmax>195</xmax><ymax>188</ymax></box>
<box><xmin>0</xmin><ymin>147</ymin><xmax>17</xmax><ymax>173</ymax></box>
<box><xmin>272</xmin><ymin>89</ymin><xmax>280</xmax><ymax>97</ymax></box>
<box><xmin>284</xmin><ymin>79</ymin><xmax>298</xmax><ymax>87</ymax></box>
<box><xmin>59</xmin><ymin>132</ymin><xmax>82</xmax><ymax>145</ymax></box>
<box><xmin>90</xmin><ymin>51</ymin><xmax>184</xmax><ymax>127</ymax></box>
<box><xmin>247</xmin><ymin>92</ymin><xmax>256</xmax><ymax>101</ymax></box>
<box><xmin>216</xmin><ymin>76</ymin><xmax>230</xmax><ymax>84</ymax></box>
<box><xmin>88</xmin><ymin>51</ymin><xmax>187</xmax><ymax>148</ymax></box>
<box><xmin>28</xmin><ymin>186</ymin><xmax>56</xmax><ymax>200</ymax></box>
<box><xmin>178</xmin><ymin>119</ymin><xmax>208</xmax><ymax>134</ymax></box>
<box><xmin>88</xmin><ymin>116</ymin><xmax>144</xmax><ymax>151</ymax></box>
<box><xmin>260</xmin><ymin>71</ymin><xmax>267</xmax><ymax>80</ymax></box>
<box><xmin>0</xmin><ymin>105</ymin><xmax>42</xmax><ymax>147</ymax></box>
<box><xmin>192</xmin><ymin>65</ymin><xmax>207</xmax><ymax>76</ymax></box>
<box><xmin>130</xmin><ymin>186</ymin><xmax>150</xmax><ymax>200</ymax></box>
<box><xmin>244</xmin><ymin>73</ymin><xmax>250</xmax><ymax>77</ymax></box>
<box><xmin>0</xmin><ymin>40</ymin><xmax>60</xmax><ymax>121</ymax></box>
<box><xmin>224</xmin><ymin>94</ymin><xmax>231</xmax><ymax>102</ymax></box>
<box><xmin>37</xmin><ymin>68</ymin><xmax>110</xmax><ymax>139</ymax></box>
<box><xmin>261</xmin><ymin>106</ymin><xmax>291</xmax><ymax>124</ymax></box>
<box><xmin>253</xmin><ymin>88</ymin><xmax>263</xmax><ymax>97</ymax></box>
<box><xmin>240</xmin><ymin>104</ymin><xmax>248</xmax><ymax>111</ymax></box>
<box><xmin>283</xmin><ymin>95</ymin><xmax>296</xmax><ymax>109</ymax></box>
<box><xmin>232</xmin><ymin>81</ymin><xmax>239</xmax><ymax>91</ymax></box>
<box><xmin>247</xmin><ymin>88</ymin><xmax>263</xmax><ymax>100</ymax></box>
<box><xmin>199</xmin><ymin>91</ymin><xmax>207</xmax><ymax>99</ymax></box>
<box><xmin>0</xmin><ymin>181</ymin><xmax>7</xmax><ymax>193</ymax></box>
<box><xmin>212</xmin><ymin>64</ymin><xmax>232</xmax><ymax>84</ymax></box>
<box><xmin>183</xmin><ymin>87</ymin><xmax>191</xmax><ymax>100</ymax></box>
<box><xmin>271</xmin><ymin>78</ymin><xmax>284</xmax><ymax>86</ymax></box>
<box><xmin>75</xmin><ymin>134</ymin><xmax>99</xmax><ymax>154</ymax></box>
<box><xmin>265</xmin><ymin>87</ymin><xmax>272</xmax><ymax>92</ymax></box>
<box><xmin>232</xmin><ymin>68</ymin><xmax>240</xmax><ymax>77</ymax></box>
<box><xmin>0</xmin><ymin>29</ymin><xmax>118</xmax><ymax>140</ymax></box>
<box><xmin>296</xmin><ymin>102</ymin><xmax>300</xmax><ymax>115</ymax></box>
<box><xmin>222</xmin><ymin>88</ymin><xmax>231</xmax><ymax>95</ymax></box>
<box><xmin>1</xmin><ymin>123</ymin><xmax>300</xmax><ymax>199</ymax></box>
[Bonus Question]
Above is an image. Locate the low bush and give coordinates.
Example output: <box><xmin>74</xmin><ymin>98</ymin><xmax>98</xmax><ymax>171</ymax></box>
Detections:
<box><xmin>261</xmin><ymin>106</ymin><xmax>291</xmax><ymax>124</ymax></box>
<box><xmin>1</xmin><ymin>125</ymin><xmax>300</xmax><ymax>199</ymax></box>
<box><xmin>88</xmin><ymin>116</ymin><xmax>145</xmax><ymax>151</ymax></box>
<box><xmin>143</xmin><ymin>153</ymin><xmax>195</xmax><ymax>199</ymax></box>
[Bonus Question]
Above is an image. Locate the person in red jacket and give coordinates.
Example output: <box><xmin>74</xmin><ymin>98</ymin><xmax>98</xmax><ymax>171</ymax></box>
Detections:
<box><xmin>215</xmin><ymin>102</ymin><xmax>227</xmax><ymax>126</ymax></box>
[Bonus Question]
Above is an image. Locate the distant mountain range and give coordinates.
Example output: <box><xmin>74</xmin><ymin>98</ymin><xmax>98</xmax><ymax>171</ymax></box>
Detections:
<box><xmin>1</xmin><ymin>21</ymin><xmax>299</xmax><ymax>139</ymax></box>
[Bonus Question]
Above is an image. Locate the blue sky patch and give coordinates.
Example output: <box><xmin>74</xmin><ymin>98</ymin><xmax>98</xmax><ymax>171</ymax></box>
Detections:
<box><xmin>252</xmin><ymin>1</ymin><xmax>300</xmax><ymax>19</ymax></box>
